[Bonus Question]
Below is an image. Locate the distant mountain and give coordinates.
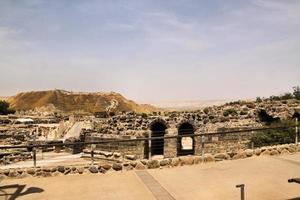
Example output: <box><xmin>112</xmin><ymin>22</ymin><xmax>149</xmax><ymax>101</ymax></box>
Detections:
<box><xmin>7</xmin><ymin>90</ymin><xmax>158</xmax><ymax>113</ymax></box>
<box><xmin>150</xmin><ymin>99</ymin><xmax>236</xmax><ymax>111</ymax></box>
<box><xmin>0</xmin><ymin>96</ymin><xmax>9</xmax><ymax>101</ymax></box>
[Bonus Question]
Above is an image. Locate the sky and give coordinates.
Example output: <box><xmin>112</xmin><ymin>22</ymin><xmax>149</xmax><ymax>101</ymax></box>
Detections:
<box><xmin>0</xmin><ymin>0</ymin><xmax>300</xmax><ymax>103</ymax></box>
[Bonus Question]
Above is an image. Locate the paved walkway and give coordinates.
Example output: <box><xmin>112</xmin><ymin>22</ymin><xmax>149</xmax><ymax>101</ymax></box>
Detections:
<box><xmin>0</xmin><ymin>153</ymin><xmax>83</xmax><ymax>169</ymax></box>
<box><xmin>1</xmin><ymin>153</ymin><xmax>300</xmax><ymax>200</ymax></box>
<box><xmin>136</xmin><ymin>170</ymin><xmax>175</xmax><ymax>200</ymax></box>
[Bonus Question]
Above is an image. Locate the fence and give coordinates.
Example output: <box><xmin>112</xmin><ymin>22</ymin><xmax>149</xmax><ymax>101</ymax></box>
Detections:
<box><xmin>0</xmin><ymin>122</ymin><xmax>299</xmax><ymax>168</ymax></box>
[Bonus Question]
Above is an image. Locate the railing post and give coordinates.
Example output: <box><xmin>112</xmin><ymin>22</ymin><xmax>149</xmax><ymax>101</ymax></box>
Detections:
<box><xmin>251</xmin><ymin>131</ymin><xmax>254</xmax><ymax>149</ymax></box>
<box><xmin>3</xmin><ymin>155</ymin><xmax>7</xmax><ymax>165</ymax></box>
<box><xmin>91</xmin><ymin>144</ymin><xmax>96</xmax><ymax>165</ymax></box>
<box><xmin>33</xmin><ymin>147</ymin><xmax>36</xmax><ymax>168</ymax></box>
<box><xmin>148</xmin><ymin>132</ymin><xmax>151</xmax><ymax>159</ymax></box>
<box><xmin>33</xmin><ymin>130</ymin><xmax>37</xmax><ymax>168</ymax></box>
<box><xmin>296</xmin><ymin>118</ymin><xmax>298</xmax><ymax>145</ymax></box>
<box><xmin>201</xmin><ymin>135</ymin><xmax>205</xmax><ymax>163</ymax></box>
<box><xmin>236</xmin><ymin>184</ymin><xmax>245</xmax><ymax>200</ymax></box>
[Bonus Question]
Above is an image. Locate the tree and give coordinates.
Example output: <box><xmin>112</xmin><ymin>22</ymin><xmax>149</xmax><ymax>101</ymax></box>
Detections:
<box><xmin>256</xmin><ymin>97</ymin><xmax>262</xmax><ymax>103</ymax></box>
<box><xmin>0</xmin><ymin>100</ymin><xmax>15</xmax><ymax>115</ymax></box>
<box><xmin>281</xmin><ymin>93</ymin><xmax>293</xmax><ymax>100</ymax></box>
<box><xmin>293</xmin><ymin>86</ymin><xmax>300</xmax><ymax>100</ymax></box>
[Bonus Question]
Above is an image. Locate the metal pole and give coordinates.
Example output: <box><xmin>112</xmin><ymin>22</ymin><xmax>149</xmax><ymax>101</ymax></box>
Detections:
<box><xmin>148</xmin><ymin>132</ymin><xmax>151</xmax><ymax>159</ymax></box>
<box><xmin>91</xmin><ymin>144</ymin><xmax>96</xmax><ymax>165</ymax></box>
<box><xmin>91</xmin><ymin>150</ymin><xmax>94</xmax><ymax>165</ymax></box>
<box><xmin>201</xmin><ymin>135</ymin><xmax>205</xmax><ymax>163</ymax></box>
<box><xmin>33</xmin><ymin>148</ymin><xmax>36</xmax><ymax>168</ymax></box>
<box><xmin>3</xmin><ymin>156</ymin><xmax>6</xmax><ymax>165</ymax></box>
<box><xmin>236</xmin><ymin>184</ymin><xmax>245</xmax><ymax>200</ymax></box>
<box><xmin>33</xmin><ymin>127</ymin><xmax>37</xmax><ymax>168</ymax></box>
<box><xmin>296</xmin><ymin>118</ymin><xmax>298</xmax><ymax>145</ymax></box>
<box><xmin>251</xmin><ymin>131</ymin><xmax>254</xmax><ymax>150</ymax></box>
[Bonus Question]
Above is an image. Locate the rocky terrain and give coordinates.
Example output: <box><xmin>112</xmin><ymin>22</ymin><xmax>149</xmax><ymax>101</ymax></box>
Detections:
<box><xmin>93</xmin><ymin>99</ymin><xmax>300</xmax><ymax>136</ymax></box>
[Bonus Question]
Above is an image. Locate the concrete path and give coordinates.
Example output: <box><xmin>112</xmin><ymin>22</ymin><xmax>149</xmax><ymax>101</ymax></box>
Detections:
<box><xmin>0</xmin><ymin>153</ymin><xmax>83</xmax><ymax>169</ymax></box>
<box><xmin>1</xmin><ymin>153</ymin><xmax>300</xmax><ymax>200</ymax></box>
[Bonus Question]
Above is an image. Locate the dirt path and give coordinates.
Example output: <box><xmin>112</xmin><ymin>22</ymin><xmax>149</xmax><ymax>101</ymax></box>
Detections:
<box><xmin>1</xmin><ymin>153</ymin><xmax>300</xmax><ymax>200</ymax></box>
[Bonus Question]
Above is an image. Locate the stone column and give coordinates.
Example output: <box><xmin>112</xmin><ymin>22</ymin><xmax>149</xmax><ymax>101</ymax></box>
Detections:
<box><xmin>194</xmin><ymin>133</ymin><xmax>202</xmax><ymax>156</ymax></box>
<box><xmin>164</xmin><ymin>128</ymin><xmax>177</xmax><ymax>158</ymax></box>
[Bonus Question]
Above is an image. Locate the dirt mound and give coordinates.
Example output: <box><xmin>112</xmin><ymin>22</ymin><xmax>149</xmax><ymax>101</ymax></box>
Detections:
<box><xmin>8</xmin><ymin>90</ymin><xmax>157</xmax><ymax>114</ymax></box>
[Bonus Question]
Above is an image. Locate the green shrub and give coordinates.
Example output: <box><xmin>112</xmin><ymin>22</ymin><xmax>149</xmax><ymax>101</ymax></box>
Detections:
<box><xmin>293</xmin><ymin>86</ymin><xmax>300</xmax><ymax>100</ymax></box>
<box><xmin>249</xmin><ymin>120</ymin><xmax>295</xmax><ymax>147</ymax></box>
<box><xmin>223</xmin><ymin>108</ymin><xmax>237</xmax><ymax>117</ymax></box>
<box><xmin>141</xmin><ymin>113</ymin><xmax>148</xmax><ymax>118</ymax></box>
<box><xmin>281</xmin><ymin>93</ymin><xmax>294</xmax><ymax>100</ymax></box>
<box><xmin>0</xmin><ymin>100</ymin><xmax>15</xmax><ymax>115</ymax></box>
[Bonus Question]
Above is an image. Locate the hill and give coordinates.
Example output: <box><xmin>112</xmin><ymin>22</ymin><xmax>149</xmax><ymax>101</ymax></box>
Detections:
<box><xmin>7</xmin><ymin>90</ymin><xmax>157</xmax><ymax>114</ymax></box>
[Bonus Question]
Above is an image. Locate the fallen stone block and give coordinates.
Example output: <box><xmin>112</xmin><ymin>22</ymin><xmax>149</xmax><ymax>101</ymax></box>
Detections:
<box><xmin>147</xmin><ymin>160</ymin><xmax>160</xmax><ymax>169</ymax></box>
<box><xmin>89</xmin><ymin>165</ymin><xmax>98</xmax><ymax>173</ymax></box>
<box><xmin>112</xmin><ymin>163</ymin><xmax>123</xmax><ymax>171</ymax></box>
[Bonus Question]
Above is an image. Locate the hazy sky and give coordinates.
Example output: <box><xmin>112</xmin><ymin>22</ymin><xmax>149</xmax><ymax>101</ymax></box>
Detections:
<box><xmin>0</xmin><ymin>0</ymin><xmax>300</xmax><ymax>102</ymax></box>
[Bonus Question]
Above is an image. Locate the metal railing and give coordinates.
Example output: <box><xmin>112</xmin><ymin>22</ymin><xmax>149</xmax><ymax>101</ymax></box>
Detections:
<box><xmin>0</xmin><ymin>123</ymin><xmax>299</xmax><ymax>168</ymax></box>
<box><xmin>0</xmin><ymin>124</ymin><xmax>299</xmax><ymax>150</ymax></box>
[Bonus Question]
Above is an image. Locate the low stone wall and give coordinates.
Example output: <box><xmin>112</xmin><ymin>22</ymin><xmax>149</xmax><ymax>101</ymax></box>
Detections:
<box><xmin>81</xmin><ymin>149</ymin><xmax>140</xmax><ymax>161</ymax></box>
<box><xmin>0</xmin><ymin>151</ymin><xmax>32</xmax><ymax>165</ymax></box>
<box><xmin>83</xmin><ymin>128</ymin><xmax>262</xmax><ymax>159</ymax></box>
<box><xmin>1</xmin><ymin>144</ymin><xmax>299</xmax><ymax>179</ymax></box>
<box><xmin>201</xmin><ymin>130</ymin><xmax>256</xmax><ymax>155</ymax></box>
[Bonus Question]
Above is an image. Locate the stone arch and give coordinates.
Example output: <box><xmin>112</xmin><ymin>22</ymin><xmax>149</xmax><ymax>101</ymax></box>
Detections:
<box><xmin>177</xmin><ymin>121</ymin><xmax>195</xmax><ymax>156</ymax></box>
<box><xmin>149</xmin><ymin>118</ymin><xmax>168</xmax><ymax>156</ymax></box>
<box><xmin>148</xmin><ymin>118</ymin><xmax>169</xmax><ymax>129</ymax></box>
<box><xmin>176</xmin><ymin>119</ymin><xmax>197</xmax><ymax>131</ymax></box>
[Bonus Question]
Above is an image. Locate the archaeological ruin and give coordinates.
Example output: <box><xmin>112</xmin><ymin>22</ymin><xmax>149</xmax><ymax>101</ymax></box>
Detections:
<box><xmin>1</xmin><ymin>98</ymin><xmax>300</xmax><ymax>179</ymax></box>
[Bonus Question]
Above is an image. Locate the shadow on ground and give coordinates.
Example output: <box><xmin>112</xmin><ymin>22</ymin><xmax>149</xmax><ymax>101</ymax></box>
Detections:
<box><xmin>0</xmin><ymin>184</ymin><xmax>44</xmax><ymax>200</ymax></box>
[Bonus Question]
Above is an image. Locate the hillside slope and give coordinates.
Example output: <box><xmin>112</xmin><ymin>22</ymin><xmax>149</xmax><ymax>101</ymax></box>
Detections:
<box><xmin>8</xmin><ymin>90</ymin><xmax>157</xmax><ymax>113</ymax></box>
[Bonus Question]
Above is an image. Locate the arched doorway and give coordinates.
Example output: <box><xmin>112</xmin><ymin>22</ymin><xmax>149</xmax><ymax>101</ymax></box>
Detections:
<box><xmin>150</xmin><ymin>121</ymin><xmax>167</xmax><ymax>156</ymax></box>
<box><xmin>177</xmin><ymin>122</ymin><xmax>195</xmax><ymax>156</ymax></box>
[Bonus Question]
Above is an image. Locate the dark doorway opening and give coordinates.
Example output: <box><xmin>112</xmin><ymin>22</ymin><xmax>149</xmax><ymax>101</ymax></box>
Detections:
<box><xmin>150</xmin><ymin>122</ymin><xmax>167</xmax><ymax>156</ymax></box>
<box><xmin>177</xmin><ymin>122</ymin><xmax>195</xmax><ymax>156</ymax></box>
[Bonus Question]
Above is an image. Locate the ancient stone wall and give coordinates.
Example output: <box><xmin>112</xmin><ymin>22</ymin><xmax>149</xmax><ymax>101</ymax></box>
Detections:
<box><xmin>93</xmin><ymin>99</ymin><xmax>300</xmax><ymax>136</ymax></box>
<box><xmin>86</xmin><ymin>100</ymin><xmax>300</xmax><ymax>159</ymax></box>
<box><xmin>1</xmin><ymin>143</ymin><xmax>299</xmax><ymax>179</ymax></box>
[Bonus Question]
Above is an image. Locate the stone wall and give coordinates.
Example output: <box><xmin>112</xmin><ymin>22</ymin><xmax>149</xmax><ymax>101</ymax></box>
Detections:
<box><xmin>1</xmin><ymin>143</ymin><xmax>299</xmax><ymax>179</ymax></box>
<box><xmin>88</xmin><ymin>99</ymin><xmax>299</xmax><ymax>158</ymax></box>
<box><xmin>0</xmin><ymin>151</ymin><xmax>32</xmax><ymax>165</ymax></box>
<box><xmin>93</xmin><ymin>99</ymin><xmax>300</xmax><ymax>137</ymax></box>
<box><xmin>82</xmin><ymin>127</ymin><xmax>291</xmax><ymax>160</ymax></box>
